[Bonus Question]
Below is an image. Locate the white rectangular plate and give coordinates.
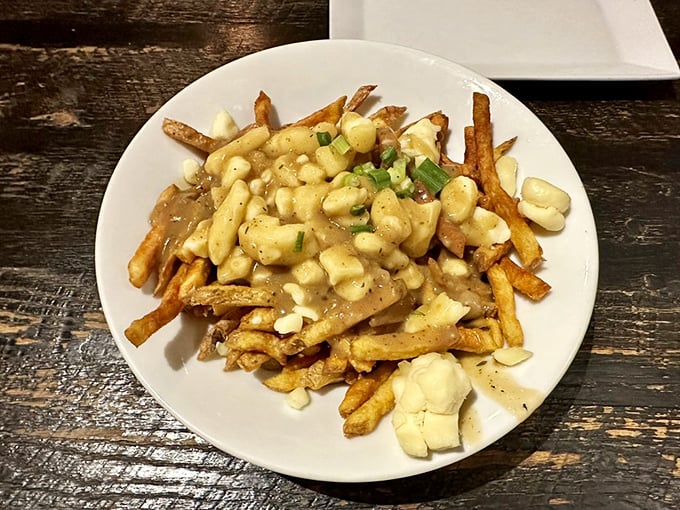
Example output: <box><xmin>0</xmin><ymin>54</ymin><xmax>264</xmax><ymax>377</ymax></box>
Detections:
<box><xmin>330</xmin><ymin>0</ymin><xmax>680</xmax><ymax>80</ymax></box>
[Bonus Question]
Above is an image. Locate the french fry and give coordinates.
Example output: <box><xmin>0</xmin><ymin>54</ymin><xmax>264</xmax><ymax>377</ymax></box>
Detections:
<box><xmin>345</xmin><ymin>84</ymin><xmax>377</xmax><ymax>112</ymax></box>
<box><xmin>178</xmin><ymin>257</ymin><xmax>211</xmax><ymax>301</ymax></box>
<box><xmin>349</xmin><ymin>327</ymin><xmax>459</xmax><ymax>362</ymax></box>
<box><xmin>226</xmin><ymin>329</ymin><xmax>288</xmax><ymax>366</ymax></box>
<box><xmin>125</xmin><ymin>263</ymin><xmax>189</xmax><ymax>347</ymax></box>
<box><xmin>339</xmin><ymin>361</ymin><xmax>397</xmax><ymax>418</ymax></box>
<box><xmin>494</xmin><ymin>136</ymin><xmax>517</xmax><ymax>161</ymax></box>
<box><xmin>186</xmin><ymin>283</ymin><xmax>276</xmax><ymax>309</ymax></box>
<box><xmin>237</xmin><ymin>351</ymin><xmax>274</xmax><ymax>372</ymax></box>
<box><xmin>369</xmin><ymin>105</ymin><xmax>407</xmax><ymax>128</ymax></box>
<box><xmin>281</xmin><ymin>272</ymin><xmax>406</xmax><ymax>355</ymax></box>
<box><xmin>473</xmin><ymin>92</ymin><xmax>543</xmax><ymax>270</ymax></box>
<box><xmin>343</xmin><ymin>369</ymin><xmax>398</xmax><ymax>437</ymax></box>
<box><xmin>128</xmin><ymin>223</ymin><xmax>165</xmax><ymax>288</ymax></box>
<box><xmin>499</xmin><ymin>256</ymin><xmax>551</xmax><ymax>301</ymax></box>
<box><xmin>239</xmin><ymin>307</ymin><xmax>277</xmax><ymax>331</ymax></box>
<box><xmin>486</xmin><ymin>263</ymin><xmax>524</xmax><ymax>347</ymax></box>
<box><xmin>263</xmin><ymin>359</ymin><xmax>345</xmax><ymax>392</ymax></box>
<box><xmin>472</xmin><ymin>241</ymin><xmax>512</xmax><ymax>273</ymax></box>
<box><xmin>162</xmin><ymin>118</ymin><xmax>221</xmax><ymax>153</ymax></box>
<box><xmin>457</xmin><ymin>320</ymin><xmax>504</xmax><ymax>353</ymax></box>
<box><xmin>254</xmin><ymin>90</ymin><xmax>272</xmax><ymax>128</ymax></box>
<box><xmin>197</xmin><ymin>317</ymin><xmax>239</xmax><ymax>361</ymax></box>
<box><xmin>289</xmin><ymin>95</ymin><xmax>347</xmax><ymax>127</ymax></box>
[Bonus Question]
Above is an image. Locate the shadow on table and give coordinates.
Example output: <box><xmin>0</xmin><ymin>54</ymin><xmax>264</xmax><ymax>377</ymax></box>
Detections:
<box><xmin>288</xmin><ymin>321</ymin><xmax>596</xmax><ymax>505</ymax></box>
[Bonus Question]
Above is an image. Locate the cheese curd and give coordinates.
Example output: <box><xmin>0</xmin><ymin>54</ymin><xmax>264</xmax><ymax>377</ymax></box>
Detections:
<box><xmin>518</xmin><ymin>177</ymin><xmax>571</xmax><ymax>231</ymax></box>
<box><xmin>392</xmin><ymin>352</ymin><xmax>472</xmax><ymax>457</ymax></box>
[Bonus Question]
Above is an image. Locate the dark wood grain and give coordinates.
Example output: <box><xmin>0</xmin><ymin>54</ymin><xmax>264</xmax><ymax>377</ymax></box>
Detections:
<box><xmin>1</xmin><ymin>1</ymin><xmax>679</xmax><ymax>508</ymax></box>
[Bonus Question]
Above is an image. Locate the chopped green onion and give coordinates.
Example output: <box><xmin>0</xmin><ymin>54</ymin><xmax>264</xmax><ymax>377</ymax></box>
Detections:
<box><xmin>350</xmin><ymin>224</ymin><xmax>375</xmax><ymax>234</ymax></box>
<box><xmin>342</xmin><ymin>173</ymin><xmax>361</xmax><ymax>187</ymax></box>
<box><xmin>350</xmin><ymin>204</ymin><xmax>366</xmax><ymax>216</ymax></box>
<box><xmin>316</xmin><ymin>131</ymin><xmax>332</xmax><ymax>146</ymax></box>
<box><xmin>293</xmin><ymin>231</ymin><xmax>305</xmax><ymax>252</ymax></box>
<box><xmin>412</xmin><ymin>158</ymin><xmax>451</xmax><ymax>195</ymax></box>
<box><xmin>396</xmin><ymin>182</ymin><xmax>415</xmax><ymax>198</ymax></box>
<box><xmin>387</xmin><ymin>158</ymin><xmax>407</xmax><ymax>185</ymax></box>
<box><xmin>366</xmin><ymin>168</ymin><xmax>391</xmax><ymax>191</ymax></box>
<box><xmin>352</xmin><ymin>161</ymin><xmax>375</xmax><ymax>176</ymax></box>
<box><xmin>380</xmin><ymin>145</ymin><xmax>398</xmax><ymax>167</ymax></box>
<box><xmin>330</xmin><ymin>134</ymin><xmax>351</xmax><ymax>155</ymax></box>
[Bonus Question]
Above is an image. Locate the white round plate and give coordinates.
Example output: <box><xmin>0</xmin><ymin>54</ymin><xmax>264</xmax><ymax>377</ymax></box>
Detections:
<box><xmin>95</xmin><ymin>39</ymin><xmax>598</xmax><ymax>482</ymax></box>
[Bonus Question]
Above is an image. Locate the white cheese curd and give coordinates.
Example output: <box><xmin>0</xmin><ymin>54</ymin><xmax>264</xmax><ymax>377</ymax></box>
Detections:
<box><xmin>391</xmin><ymin>352</ymin><xmax>472</xmax><ymax>457</ymax></box>
<box><xmin>286</xmin><ymin>387</ymin><xmax>311</xmax><ymax>410</ymax></box>
<box><xmin>398</xmin><ymin>118</ymin><xmax>441</xmax><ymax>167</ymax></box>
<box><xmin>211</xmin><ymin>109</ymin><xmax>239</xmax><ymax>141</ymax></box>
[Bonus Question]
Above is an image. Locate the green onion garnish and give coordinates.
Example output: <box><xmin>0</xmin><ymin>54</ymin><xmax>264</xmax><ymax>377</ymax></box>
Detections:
<box><xmin>366</xmin><ymin>168</ymin><xmax>391</xmax><ymax>191</ymax></box>
<box><xmin>350</xmin><ymin>224</ymin><xmax>374</xmax><ymax>234</ymax></box>
<box><xmin>342</xmin><ymin>173</ymin><xmax>361</xmax><ymax>187</ymax></box>
<box><xmin>330</xmin><ymin>134</ymin><xmax>351</xmax><ymax>155</ymax></box>
<box><xmin>412</xmin><ymin>158</ymin><xmax>451</xmax><ymax>195</ymax></box>
<box><xmin>350</xmin><ymin>204</ymin><xmax>366</xmax><ymax>216</ymax></box>
<box><xmin>387</xmin><ymin>158</ymin><xmax>407</xmax><ymax>185</ymax></box>
<box><xmin>352</xmin><ymin>161</ymin><xmax>375</xmax><ymax>176</ymax></box>
<box><xmin>396</xmin><ymin>185</ymin><xmax>415</xmax><ymax>199</ymax></box>
<box><xmin>380</xmin><ymin>145</ymin><xmax>398</xmax><ymax>167</ymax></box>
<box><xmin>293</xmin><ymin>231</ymin><xmax>305</xmax><ymax>252</ymax></box>
<box><xmin>316</xmin><ymin>131</ymin><xmax>332</xmax><ymax>146</ymax></box>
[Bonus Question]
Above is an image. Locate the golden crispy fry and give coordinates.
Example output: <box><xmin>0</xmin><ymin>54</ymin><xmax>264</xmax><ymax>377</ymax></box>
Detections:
<box><xmin>349</xmin><ymin>326</ymin><xmax>459</xmax><ymax>362</ymax></box>
<box><xmin>281</xmin><ymin>272</ymin><xmax>406</xmax><ymax>355</ymax></box>
<box><xmin>130</xmin><ymin>184</ymin><xmax>181</xmax><ymax>294</ymax></box>
<box><xmin>226</xmin><ymin>329</ymin><xmax>288</xmax><ymax>366</ymax></box>
<box><xmin>369</xmin><ymin>105</ymin><xmax>408</xmax><ymax>128</ymax></box>
<box><xmin>197</xmin><ymin>317</ymin><xmax>239</xmax><ymax>361</ymax></box>
<box><xmin>162</xmin><ymin>118</ymin><xmax>221</xmax><ymax>153</ymax></box>
<box><xmin>499</xmin><ymin>256</ymin><xmax>552</xmax><ymax>301</ymax></box>
<box><xmin>460</xmin><ymin>125</ymin><xmax>481</xmax><ymax>182</ymax></box>
<box><xmin>396</xmin><ymin>110</ymin><xmax>448</xmax><ymax>139</ymax></box>
<box><xmin>263</xmin><ymin>359</ymin><xmax>345</xmax><ymax>392</ymax></box>
<box><xmin>185</xmin><ymin>283</ymin><xmax>275</xmax><ymax>309</ymax></box>
<box><xmin>473</xmin><ymin>92</ymin><xmax>543</xmax><ymax>270</ymax></box>
<box><xmin>339</xmin><ymin>361</ymin><xmax>397</xmax><ymax>418</ymax></box>
<box><xmin>239</xmin><ymin>307</ymin><xmax>277</xmax><ymax>331</ymax></box>
<box><xmin>125</xmin><ymin>263</ymin><xmax>189</xmax><ymax>347</ymax></box>
<box><xmin>343</xmin><ymin>369</ymin><xmax>398</xmax><ymax>437</ymax></box>
<box><xmin>178</xmin><ymin>257</ymin><xmax>211</xmax><ymax>301</ymax></box>
<box><xmin>128</xmin><ymin>223</ymin><xmax>165</xmax><ymax>288</ymax></box>
<box><xmin>428</xmin><ymin>111</ymin><xmax>449</xmax><ymax>147</ymax></box>
<box><xmin>237</xmin><ymin>352</ymin><xmax>274</xmax><ymax>372</ymax></box>
<box><xmin>473</xmin><ymin>241</ymin><xmax>513</xmax><ymax>273</ymax></box>
<box><xmin>487</xmin><ymin>263</ymin><xmax>524</xmax><ymax>347</ymax></box>
<box><xmin>457</xmin><ymin>319</ymin><xmax>504</xmax><ymax>353</ymax></box>
<box><xmin>289</xmin><ymin>95</ymin><xmax>347</xmax><ymax>127</ymax></box>
<box><xmin>254</xmin><ymin>90</ymin><xmax>272</xmax><ymax>128</ymax></box>
<box><xmin>345</xmin><ymin>84</ymin><xmax>377</xmax><ymax>112</ymax></box>
<box><xmin>494</xmin><ymin>136</ymin><xmax>517</xmax><ymax>161</ymax></box>
<box><xmin>325</xmin><ymin>337</ymin><xmax>352</xmax><ymax>375</ymax></box>
<box><xmin>284</xmin><ymin>347</ymin><xmax>327</xmax><ymax>371</ymax></box>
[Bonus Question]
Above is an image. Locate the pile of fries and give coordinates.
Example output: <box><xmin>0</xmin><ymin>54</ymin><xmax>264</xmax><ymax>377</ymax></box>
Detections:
<box><xmin>125</xmin><ymin>85</ymin><xmax>556</xmax><ymax>441</ymax></box>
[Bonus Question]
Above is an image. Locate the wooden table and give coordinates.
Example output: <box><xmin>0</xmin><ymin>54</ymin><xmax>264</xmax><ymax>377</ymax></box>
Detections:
<box><xmin>1</xmin><ymin>1</ymin><xmax>678</xmax><ymax>508</ymax></box>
